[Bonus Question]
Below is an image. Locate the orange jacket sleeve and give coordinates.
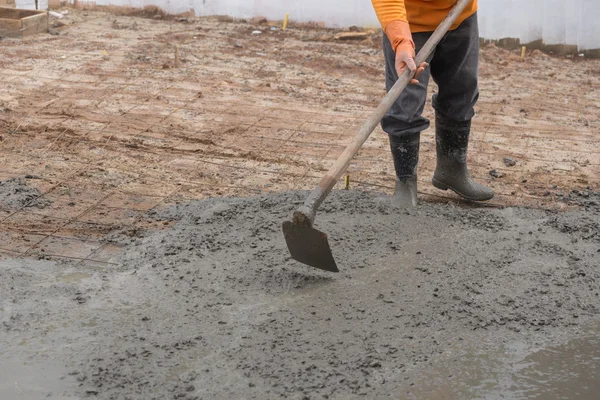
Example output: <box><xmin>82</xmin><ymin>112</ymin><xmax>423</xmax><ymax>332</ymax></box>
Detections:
<box><xmin>373</xmin><ymin>0</ymin><xmax>479</xmax><ymax>33</ymax></box>
<box><xmin>371</xmin><ymin>0</ymin><xmax>408</xmax><ymax>30</ymax></box>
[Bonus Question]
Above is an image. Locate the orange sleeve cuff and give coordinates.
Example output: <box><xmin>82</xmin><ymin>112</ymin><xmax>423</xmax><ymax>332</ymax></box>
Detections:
<box><xmin>371</xmin><ymin>0</ymin><xmax>408</xmax><ymax>30</ymax></box>
<box><xmin>385</xmin><ymin>20</ymin><xmax>415</xmax><ymax>53</ymax></box>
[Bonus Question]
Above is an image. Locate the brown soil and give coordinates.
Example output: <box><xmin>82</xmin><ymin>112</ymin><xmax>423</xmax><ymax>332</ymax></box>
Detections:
<box><xmin>0</xmin><ymin>9</ymin><xmax>598</xmax><ymax>258</ymax></box>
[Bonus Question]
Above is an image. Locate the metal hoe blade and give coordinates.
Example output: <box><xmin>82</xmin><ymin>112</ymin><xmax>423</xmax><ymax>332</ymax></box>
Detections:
<box><xmin>282</xmin><ymin>221</ymin><xmax>339</xmax><ymax>273</ymax></box>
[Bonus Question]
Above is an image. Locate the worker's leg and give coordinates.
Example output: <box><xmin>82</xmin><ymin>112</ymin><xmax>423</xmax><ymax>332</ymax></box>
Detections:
<box><xmin>430</xmin><ymin>12</ymin><xmax>479</xmax><ymax>121</ymax></box>
<box><xmin>382</xmin><ymin>32</ymin><xmax>433</xmax><ymax>207</ymax></box>
<box><xmin>429</xmin><ymin>13</ymin><xmax>494</xmax><ymax>201</ymax></box>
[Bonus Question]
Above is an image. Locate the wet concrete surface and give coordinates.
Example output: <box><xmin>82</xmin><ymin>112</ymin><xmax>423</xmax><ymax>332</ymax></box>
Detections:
<box><xmin>0</xmin><ymin>358</ymin><xmax>77</xmax><ymax>400</ymax></box>
<box><xmin>1</xmin><ymin>190</ymin><xmax>599</xmax><ymax>399</ymax></box>
<box><xmin>405</xmin><ymin>322</ymin><xmax>600</xmax><ymax>399</ymax></box>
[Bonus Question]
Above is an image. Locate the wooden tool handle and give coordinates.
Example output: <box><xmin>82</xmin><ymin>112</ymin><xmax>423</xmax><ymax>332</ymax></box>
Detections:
<box><xmin>294</xmin><ymin>0</ymin><xmax>472</xmax><ymax>226</ymax></box>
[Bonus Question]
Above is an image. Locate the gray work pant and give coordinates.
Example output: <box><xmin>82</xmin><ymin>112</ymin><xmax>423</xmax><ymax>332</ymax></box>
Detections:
<box><xmin>381</xmin><ymin>12</ymin><xmax>480</xmax><ymax>138</ymax></box>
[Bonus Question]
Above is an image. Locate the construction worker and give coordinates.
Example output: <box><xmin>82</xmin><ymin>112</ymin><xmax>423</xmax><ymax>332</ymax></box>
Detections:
<box><xmin>371</xmin><ymin>0</ymin><xmax>494</xmax><ymax>206</ymax></box>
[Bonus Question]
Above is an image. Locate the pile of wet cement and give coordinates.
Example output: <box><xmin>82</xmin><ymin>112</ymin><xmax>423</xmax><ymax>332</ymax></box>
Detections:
<box><xmin>0</xmin><ymin>177</ymin><xmax>51</xmax><ymax>210</ymax></box>
<box><xmin>55</xmin><ymin>190</ymin><xmax>599</xmax><ymax>399</ymax></box>
<box><xmin>1</xmin><ymin>190</ymin><xmax>599</xmax><ymax>399</ymax></box>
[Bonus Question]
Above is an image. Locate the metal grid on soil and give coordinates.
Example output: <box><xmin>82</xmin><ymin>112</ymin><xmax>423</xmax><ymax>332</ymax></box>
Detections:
<box><xmin>1</xmin><ymin>10</ymin><xmax>599</xmax><ymax>262</ymax></box>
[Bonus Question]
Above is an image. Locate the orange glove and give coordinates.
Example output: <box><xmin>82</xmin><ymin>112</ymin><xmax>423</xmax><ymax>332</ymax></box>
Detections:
<box><xmin>385</xmin><ymin>20</ymin><xmax>427</xmax><ymax>84</ymax></box>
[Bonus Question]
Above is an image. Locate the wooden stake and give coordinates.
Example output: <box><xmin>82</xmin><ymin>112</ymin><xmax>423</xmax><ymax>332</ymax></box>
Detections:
<box><xmin>521</xmin><ymin>46</ymin><xmax>526</xmax><ymax>60</ymax></box>
<box><xmin>175</xmin><ymin>45</ymin><xmax>180</xmax><ymax>67</ymax></box>
<box><xmin>344</xmin><ymin>174</ymin><xmax>350</xmax><ymax>190</ymax></box>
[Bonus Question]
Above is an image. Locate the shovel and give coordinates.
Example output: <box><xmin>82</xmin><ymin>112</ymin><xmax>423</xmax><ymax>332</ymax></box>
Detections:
<box><xmin>282</xmin><ymin>0</ymin><xmax>472</xmax><ymax>272</ymax></box>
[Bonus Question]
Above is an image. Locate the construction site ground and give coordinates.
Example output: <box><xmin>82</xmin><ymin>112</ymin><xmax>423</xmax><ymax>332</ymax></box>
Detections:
<box><xmin>1</xmin><ymin>9</ymin><xmax>599</xmax><ymax>400</ymax></box>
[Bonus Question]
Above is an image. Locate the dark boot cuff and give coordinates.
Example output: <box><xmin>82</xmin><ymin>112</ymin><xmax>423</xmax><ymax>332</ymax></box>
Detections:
<box><xmin>389</xmin><ymin>131</ymin><xmax>420</xmax><ymax>145</ymax></box>
<box><xmin>435</xmin><ymin>112</ymin><xmax>471</xmax><ymax>129</ymax></box>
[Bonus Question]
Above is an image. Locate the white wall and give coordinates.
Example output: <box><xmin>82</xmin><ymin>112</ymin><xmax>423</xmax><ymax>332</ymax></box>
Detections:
<box><xmin>15</xmin><ymin>0</ymin><xmax>48</xmax><ymax>10</ymax></box>
<box><xmin>187</xmin><ymin>0</ymin><xmax>600</xmax><ymax>50</ymax></box>
<box><xmin>478</xmin><ymin>0</ymin><xmax>600</xmax><ymax>51</ymax></box>
<box><xmin>26</xmin><ymin>0</ymin><xmax>600</xmax><ymax>50</ymax></box>
<box><xmin>193</xmin><ymin>0</ymin><xmax>380</xmax><ymax>28</ymax></box>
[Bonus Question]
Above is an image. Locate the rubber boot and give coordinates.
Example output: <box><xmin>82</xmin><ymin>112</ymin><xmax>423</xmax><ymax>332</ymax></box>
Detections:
<box><xmin>432</xmin><ymin>113</ymin><xmax>494</xmax><ymax>201</ymax></box>
<box><xmin>389</xmin><ymin>132</ymin><xmax>420</xmax><ymax>207</ymax></box>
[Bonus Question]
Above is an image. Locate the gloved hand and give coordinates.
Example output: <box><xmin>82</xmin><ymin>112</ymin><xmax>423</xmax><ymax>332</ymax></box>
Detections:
<box><xmin>385</xmin><ymin>20</ymin><xmax>428</xmax><ymax>84</ymax></box>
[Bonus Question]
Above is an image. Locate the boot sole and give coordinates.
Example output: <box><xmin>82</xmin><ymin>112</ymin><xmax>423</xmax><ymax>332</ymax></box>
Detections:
<box><xmin>432</xmin><ymin>178</ymin><xmax>494</xmax><ymax>202</ymax></box>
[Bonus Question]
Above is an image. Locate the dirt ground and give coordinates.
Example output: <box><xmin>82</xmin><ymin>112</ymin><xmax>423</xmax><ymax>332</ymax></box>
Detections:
<box><xmin>0</xmin><ymin>8</ymin><xmax>600</xmax><ymax>400</ymax></box>
<box><xmin>0</xmin><ymin>9</ymin><xmax>598</xmax><ymax>260</ymax></box>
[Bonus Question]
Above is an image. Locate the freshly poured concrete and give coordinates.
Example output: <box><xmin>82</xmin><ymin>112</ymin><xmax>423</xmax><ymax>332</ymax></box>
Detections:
<box><xmin>1</xmin><ymin>190</ymin><xmax>599</xmax><ymax>399</ymax></box>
